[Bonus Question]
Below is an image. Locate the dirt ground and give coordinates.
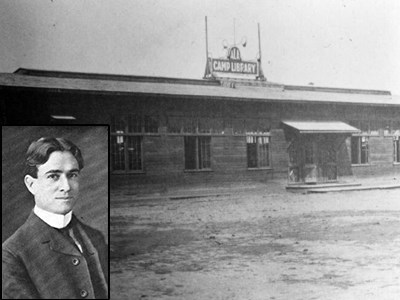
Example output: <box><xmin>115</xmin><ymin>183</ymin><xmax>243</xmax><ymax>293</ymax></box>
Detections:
<box><xmin>110</xmin><ymin>181</ymin><xmax>400</xmax><ymax>300</ymax></box>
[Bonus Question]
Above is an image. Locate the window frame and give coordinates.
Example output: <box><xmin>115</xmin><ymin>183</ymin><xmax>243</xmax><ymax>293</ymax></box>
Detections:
<box><xmin>184</xmin><ymin>136</ymin><xmax>212</xmax><ymax>172</ymax></box>
<box><xmin>246</xmin><ymin>134</ymin><xmax>271</xmax><ymax>170</ymax></box>
<box><xmin>394</xmin><ymin>136</ymin><xmax>400</xmax><ymax>164</ymax></box>
<box><xmin>110</xmin><ymin>114</ymin><xmax>157</xmax><ymax>173</ymax></box>
<box><xmin>351</xmin><ymin>135</ymin><xmax>370</xmax><ymax>165</ymax></box>
<box><xmin>110</xmin><ymin>134</ymin><xmax>144</xmax><ymax>174</ymax></box>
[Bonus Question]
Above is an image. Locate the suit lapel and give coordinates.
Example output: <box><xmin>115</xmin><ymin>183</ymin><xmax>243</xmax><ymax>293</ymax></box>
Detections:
<box><xmin>27</xmin><ymin>212</ymin><xmax>83</xmax><ymax>257</ymax></box>
<box><xmin>48</xmin><ymin>231</ymin><xmax>83</xmax><ymax>256</ymax></box>
<box><xmin>75</xmin><ymin>220</ymin><xmax>95</xmax><ymax>256</ymax></box>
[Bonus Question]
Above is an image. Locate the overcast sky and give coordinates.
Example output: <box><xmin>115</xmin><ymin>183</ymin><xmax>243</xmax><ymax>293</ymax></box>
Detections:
<box><xmin>1</xmin><ymin>0</ymin><xmax>399</xmax><ymax>95</ymax></box>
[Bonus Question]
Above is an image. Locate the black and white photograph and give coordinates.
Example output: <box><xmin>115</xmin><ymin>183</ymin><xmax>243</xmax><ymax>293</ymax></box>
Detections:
<box><xmin>1</xmin><ymin>1</ymin><xmax>399</xmax><ymax>299</ymax></box>
<box><xmin>2</xmin><ymin>126</ymin><xmax>109</xmax><ymax>299</ymax></box>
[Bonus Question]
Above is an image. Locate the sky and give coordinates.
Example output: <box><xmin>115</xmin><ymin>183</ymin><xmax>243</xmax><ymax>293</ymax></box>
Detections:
<box><xmin>0</xmin><ymin>0</ymin><xmax>399</xmax><ymax>95</ymax></box>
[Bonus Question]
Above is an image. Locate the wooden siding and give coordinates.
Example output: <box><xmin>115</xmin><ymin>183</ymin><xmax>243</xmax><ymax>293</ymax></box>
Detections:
<box><xmin>369</xmin><ymin>136</ymin><xmax>395</xmax><ymax>165</ymax></box>
<box><xmin>144</xmin><ymin>136</ymin><xmax>184</xmax><ymax>176</ymax></box>
<box><xmin>270</xmin><ymin>129</ymin><xmax>289</xmax><ymax>174</ymax></box>
<box><xmin>2</xmin><ymin>89</ymin><xmax>400</xmax><ymax>187</ymax></box>
<box><xmin>212</xmin><ymin>136</ymin><xmax>247</xmax><ymax>172</ymax></box>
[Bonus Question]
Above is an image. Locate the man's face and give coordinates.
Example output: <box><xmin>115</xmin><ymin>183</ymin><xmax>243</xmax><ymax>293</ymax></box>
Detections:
<box><xmin>26</xmin><ymin>151</ymin><xmax>80</xmax><ymax>215</ymax></box>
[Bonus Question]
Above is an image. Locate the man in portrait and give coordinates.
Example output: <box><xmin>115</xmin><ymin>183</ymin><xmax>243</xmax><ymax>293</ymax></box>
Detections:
<box><xmin>2</xmin><ymin>137</ymin><xmax>108</xmax><ymax>299</ymax></box>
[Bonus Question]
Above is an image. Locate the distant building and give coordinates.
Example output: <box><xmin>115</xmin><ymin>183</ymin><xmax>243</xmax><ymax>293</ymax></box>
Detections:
<box><xmin>1</xmin><ymin>68</ymin><xmax>399</xmax><ymax>188</ymax></box>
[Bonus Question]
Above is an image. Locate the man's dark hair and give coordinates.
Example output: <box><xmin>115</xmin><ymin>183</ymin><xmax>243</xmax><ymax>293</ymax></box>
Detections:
<box><xmin>25</xmin><ymin>137</ymin><xmax>84</xmax><ymax>178</ymax></box>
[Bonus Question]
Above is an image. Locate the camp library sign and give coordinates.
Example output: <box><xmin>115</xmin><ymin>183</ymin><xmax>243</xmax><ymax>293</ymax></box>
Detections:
<box><xmin>210</xmin><ymin>46</ymin><xmax>259</xmax><ymax>77</ymax></box>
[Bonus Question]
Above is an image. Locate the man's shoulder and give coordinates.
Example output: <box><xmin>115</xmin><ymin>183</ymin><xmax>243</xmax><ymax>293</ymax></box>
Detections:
<box><xmin>2</xmin><ymin>213</ymin><xmax>42</xmax><ymax>253</ymax></box>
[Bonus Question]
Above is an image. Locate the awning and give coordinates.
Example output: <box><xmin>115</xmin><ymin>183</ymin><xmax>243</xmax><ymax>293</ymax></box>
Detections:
<box><xmin>282</xmin><ymin>120</ymin><xmax>360</xmax><ymax>134</ymax></box>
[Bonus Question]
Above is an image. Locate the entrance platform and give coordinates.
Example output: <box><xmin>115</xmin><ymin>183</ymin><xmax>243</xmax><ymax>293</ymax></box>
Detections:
<box><xmin>286</xmin><ymin>182</ymin><xmax>361</xmax><ymax>193</ymax></box>
<box><xmin>306</xmin><ymin>183</ymin><xmax>400</xmax><ymax>194</ymax></box>
<box><xmin>286</xmin><ymin>180</ymin><xmax>400</xmax><ymax>194</ymax></box>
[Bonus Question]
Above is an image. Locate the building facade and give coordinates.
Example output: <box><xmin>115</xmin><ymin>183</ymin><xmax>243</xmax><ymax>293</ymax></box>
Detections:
<box><xmin>1</xmin><ymin>68</ymin><xmax>400</xmax><ymax>188</ymax></box>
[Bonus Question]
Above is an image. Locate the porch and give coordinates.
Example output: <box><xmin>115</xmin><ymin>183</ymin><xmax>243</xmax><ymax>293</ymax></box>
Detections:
<box><xmin>282</xmin><ymin>120</ymin><xmax>360</xmax><ymax>185</ymax></box>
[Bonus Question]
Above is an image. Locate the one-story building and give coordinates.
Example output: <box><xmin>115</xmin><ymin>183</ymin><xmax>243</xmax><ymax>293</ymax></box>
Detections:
<box><xmin>1</xmin><ymin>67</ymin><xmax>399</xmax><ymax>188</ymax></box>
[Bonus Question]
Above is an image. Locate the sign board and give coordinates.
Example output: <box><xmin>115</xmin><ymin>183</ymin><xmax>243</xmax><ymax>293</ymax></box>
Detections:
<box><xmin>208</xmin><ymin>46</ymin><xmax>259</xmax><ymax>78</ymax></box>
<box><xmin>211</xmin><ymin>59</ymin><xmax>258</xmax><ymax>75</ymax></box>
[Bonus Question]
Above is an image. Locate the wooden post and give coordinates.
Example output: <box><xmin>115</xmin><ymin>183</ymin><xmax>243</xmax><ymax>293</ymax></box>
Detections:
<box><xmin>203</xmin><ymin>16</ymin><xmax>211</xmax><ymax>79</ymax></box>
<box><xmin>257</xmin><ymin>23</ymin><xmax>266</xmax><ymax>80</ymax></box>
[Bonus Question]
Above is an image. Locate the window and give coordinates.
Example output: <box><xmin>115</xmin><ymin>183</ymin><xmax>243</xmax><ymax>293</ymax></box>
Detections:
<box><xmin>110</xmin><ymin>114</ymin><xmax>158</xmax><ymax>172</ymax></box>
<box><xmin>351</xmin><ymin>136</ymin><xmax>369</xmax><ymax>164</ymax></box>
<box><xmin>111</xmin><ymin>136</ymin><xmax>142</xmax><ymax>171</ymax></box>
<box><xmin>394</xmin><ymin>136</ymin><xmax>400</xmax><ymax>163</ymax></box>
<box><xmin>184</xmin><ymin>136</ymin><xmax>211</xmax><ymax>170</ymax></box>
<box><xmin>112</xmin><ymin>114</ymin><xmax>159</xmax><ymax>134</ymax></box>
<box><xmin>247</xmin><ymin>136</ymin><xmax>270</xmax><ymax>168</ymax></box>
<box><xmin>168</xmin><ymin>116</ymin><xmax>224</xmax><ymax>134</ymax></box>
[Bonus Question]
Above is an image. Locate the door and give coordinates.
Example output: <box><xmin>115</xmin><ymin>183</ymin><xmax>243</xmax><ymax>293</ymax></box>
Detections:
<box><xmin>288</xmin><ymin>142</ymin><xmax>300</xmax><ymax>183</ymax></box>
<box><xmin>318</xmin><ymin>137</ymin><xmax>338</xmax><ymax>182</ymax></box>
<box><xmin>303</xmin><ymin>141</ymin><xmax>317</xmax><ymax>183</ymax></box>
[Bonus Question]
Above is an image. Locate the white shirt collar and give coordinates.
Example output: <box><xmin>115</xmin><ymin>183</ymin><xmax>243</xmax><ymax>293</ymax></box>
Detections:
<box><xmin>33</xmin><ymin>205</ymin><xmax>72</xmax><ymax>229</ymax></box>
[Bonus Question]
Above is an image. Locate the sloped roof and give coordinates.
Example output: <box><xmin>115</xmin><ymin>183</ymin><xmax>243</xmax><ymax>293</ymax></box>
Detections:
<box><xmin>282</xmin><ymin>120</ymin><xmax>361</xmax><ymax>134</ymax></box>
<box><xmin>0</xmin><ymin>69</ymin><xmax>399</xmax><ymax>107</ymax></box>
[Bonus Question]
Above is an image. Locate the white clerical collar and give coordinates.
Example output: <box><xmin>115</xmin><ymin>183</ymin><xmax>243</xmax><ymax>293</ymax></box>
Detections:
<box><xmin>33</xmin><ymin>206</ymin><xmax>72</xmax><ymax>229</ymax></box>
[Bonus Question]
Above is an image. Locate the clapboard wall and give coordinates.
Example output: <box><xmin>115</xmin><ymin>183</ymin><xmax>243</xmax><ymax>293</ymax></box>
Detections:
<box><xmin>102</xmin><ymin>95</ymin><xmax>399</xmax><ymax>187</ymax></box>
<box><xmin>2</xmin><ymin>89</ymin><xmax>400</xmax><ymax>189</ymax></box>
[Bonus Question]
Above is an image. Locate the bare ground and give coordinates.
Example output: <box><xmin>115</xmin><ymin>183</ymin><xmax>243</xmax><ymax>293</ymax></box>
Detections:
<box><xmin>110</xmin><ymin>182</ymin><xmax>400</xmax><ymax>300</ymax></box>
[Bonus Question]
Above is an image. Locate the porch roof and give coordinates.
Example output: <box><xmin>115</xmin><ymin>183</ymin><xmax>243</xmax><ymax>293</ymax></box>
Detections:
<box><xmin>282</xmin><ymin>120</ymin><xmax>361</xmax><ymax>134</ymax></box>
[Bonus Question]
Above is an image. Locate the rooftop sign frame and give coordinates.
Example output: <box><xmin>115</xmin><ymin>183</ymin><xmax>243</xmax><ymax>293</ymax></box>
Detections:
<box><xmin>203</xmin><ymin>17</ymin><xmax>265</xmax><ymax>81</ymax></box>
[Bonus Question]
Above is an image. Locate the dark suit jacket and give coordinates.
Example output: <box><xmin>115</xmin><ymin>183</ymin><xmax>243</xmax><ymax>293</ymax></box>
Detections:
<box><xmin>2</xmin><ymin>212</ymin><xmax>108</xmax><ymax>299</ymax></box>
